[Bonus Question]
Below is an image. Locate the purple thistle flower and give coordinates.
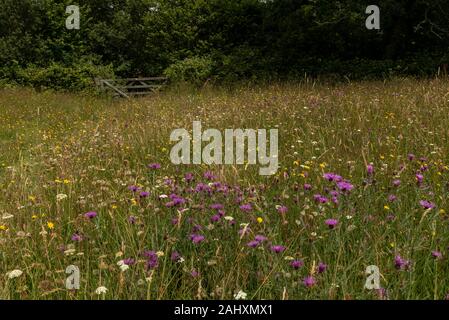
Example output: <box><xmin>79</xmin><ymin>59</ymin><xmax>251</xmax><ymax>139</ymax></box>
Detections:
<box><xmin>419</xmin><ymin>200</ymin><xmax>435</xmax><ymax>210</ymax></box>
<box><xmin>303</xmin><ymin>275</ymin><xmax>316</xmax><ymax>287</ymax></box>
<box><xmin>317</xmin><ymin>262</ymin><xmax>327</xmax><ymax>273</ymax></box>
<box><xmin>393</xmin><ymin>179</ymin><xmax>401</xmax><ymax>187</ymax></box>
<box><xmin>128</xmin><ymin>185</ymin><xmax>140</xmax><ymax>192</ymax></box>
<box><xmin>171</xmin><ymin>251</ymin><xmax>182</xmax><ymax>262</ymax></box>
<box><xmin>416</xmin><ymin>173</ymin><xmax>424</xmax><ymax>185</ymax></box>
<box><xmin>323</xmin><ymin>173</ymin><xmax>343</xmax><ymax>182</ymax></box>
<box><xmin>204</xmin><ymin>171</ymin><xmax>216</xmax><ymax>180</ymax></box>
<box><xmin>277</xmin><ymin>205</ymin><xmax>288</xmax><ymax>214</ymax></box>
<box><xmin>148</xmin><ymin>163</ymin><xmax>161</xmax><ymax>169</ymax></box>
<box><xmin>184</xmin><ymin>172</ymin><xmax>194</xmax><ymax>182</ymax></box>
<box><xmin>394</xmin><ymin>255</ymin><xmax>409</xmax><ymax>270</ymax></box>
<box><xmin>270</xmin><ymin>245</ymin><xmax>286</xmax><ymax>253</ymax></box>
<box><xmin>325</xmin><ymin>218</ymin><xmax>338</xmax><ymax>229</ymax></box>
<box><xmin>144</xmin><ymin>251</ymin><xmax>158</xmax><ymax>269</ymax></box>
<box><xmin>84</xmin><ymin>211</ymin><xmax>97</xmax><ymax>219</ymax></box>
<box><xmin>123</xmin><ymin>258</ymin><xmax>135</xmax><ymax>265</ymax></box>
<box><xmin>313</xmin><ymin>194</ymin><xmax>328</xmax><ymax>204</ymax></box>
<box><xmin>139</xmin><ymin>191</ymin><xmax>150</xmax><ymax>198</ymax></box>
<box><xmin>388</xmin><ymin>194</ymin><xmax>397</xmax><ymax>202</ymax></box>
<box><xmin>431</xmin><ymin>251</ymin><xmax>443</xmax><ymax>260</ymax></box>
<box><xmin>303</xmin><ymin>183</ymin><xmax>312</xmax><ymax>191</ymax></box>
<box><xmin>337</xmin><ymin>181</ymin><xmax>354</xmax><ymax>192</ymax></box>
<box><xmin>71</xmin><ymin>233</ymin><xmax>82</xmax><ymax>242</ymax></box>
<box><xmin>239</xmin><ymin>204</ymin><xmax>252</xmax><ymax>212</ymax></box>
<box><xmin>210</xmin><ymin>214</ymin><xmax>221</xmax><ymax>223</ymax></box>
<box><xmin>367</xmin><ymin>164</ymin><xmax>374</xmax><ymax>175</ymax></box>
<box><xmin>247</xmin><ymin>240</ymin><xmax>260</xmax><ymax>248</ymax></box>
<box><xmin>190</xmin><ymin>234</ymin><xmax>205</xmax><ymax>244</ymax></box>
<box><xmin>291</xmin><ymin>260</ymin><xmax>304</xmax><ymax>269</ymax></box>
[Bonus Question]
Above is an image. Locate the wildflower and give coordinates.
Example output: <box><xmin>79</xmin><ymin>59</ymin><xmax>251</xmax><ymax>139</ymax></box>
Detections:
<box><xmin>234</xmin><ymin>290</ymin><xmax>247</xmax><ymax>300</ymax></box>
<box><xmin>303</xmin><ymin>183</ymin><xmax>312</xmax><ymax>191</ymax></box>
<box><xmin>123</xmin><ymin>258</ymin><xmax>136</xmax><ymax>265</ymax></box>
<box><xmin>71</xmin><ymin>233</ymin><xmax>82</xmax><ymax>242</ymax></box>
<box><xmin>204</xmin><ymin>171</ymin><xmax>216</xmax><ymax>180</ymax></box>
<box><xmin>139</xmin><ymin>191</ymin><xmax>150</xmax><ymax>198</ymax></box>
<box><xmin>148</xmin><ymin>163</ymin><xmax>161</xmax><ymax>169</ymax></box>
<box><xmin>313</xmin><ymin>194</ymin><xmax>328</xmax><ymax>204</ymax></box>
<box><xmin>127</xmin><ymin>185</ymin><xmax>140</xmax><ymax>192</ymax></box>
<box><xmin>431</xmin><ymin>251</ymin><xmax>443</xmax><ymax>260</ymax></box>
<box><xmin>184</xmin><ymin>172</ymin><xmax>194</xmax><ymax>182</ymax></box>
<box><xmin>7</xmin><ymin>269</ymin><xmax>23</xmax><ymax>279</ymax></box>
<box><xmin>317</xmin><ymin>262</ymin><xmax>327</xmax><ymax>273</ymax></box>
<box><xmin>392</xmin><ymin>179</ymin><xmax>401</xmax><ymax>187</ymax></box>
<box><xmin>144</xmin><ymin>251</ymin><xmax>159</xmax><ymax>269</ymax></box>
<box><xmin>254</xmin><ymin>235</ymin><xmax>267</xmax><ymax>242</ymax></box>
<box><xmin>117</xmin><ymin>260</ymin><xmax>129</xmax><ymax>272</ymax></box>
<box><xmin>291</xmin><ymin>260</ymin><xmax>304</xmax><ymax>269</ymax></box>
<box><xmin>95</xmin><ymin>286</ymin><xmax>108</xmax><ymax>295</ymax></box>
<box><xmin>303</xmin><ymin>275</ymin><xmax>316</xmax><ymax>287</ymax></box>
<box><xmin>171</xmin><ymin>251</ymin><xmax>182</xmax><ymax>262</ymax></box>
<box><xmin>247</xmin><ymin>240</ymin><xmax>260</xmax><ymax>248</ymax></box>
<box><xmin>190</xmin><ymin>234</ymin><xmax>205</xmax><ymax>244</ymax></box>
<box><xmin>367</xmin><ymin>164</ymin><xmax>374</xmax><ymax>175</ymax></box>
<box><xmin>277</xmin><ymin>205</ymin><xmax>288</xmax><ymax>214</ymax></box>
<box><xmin>256</xmin><ymin>217</ymin><xmax>263</xmax><ymax>223</ymax></box>
<box><xmin>210</xmin><ymin>203</ymin><xmax>224</xmax><ymax>210</ymax></box>
<box><xmin>408</xmin><ymin>154</ymin><xmax>415</xmax><ymax>161</ymax></box>
<box><xmin>239</xmin><ymin>204</ymin><xmax>252</xmax><ymax>212</ymax></box>
<box><xmin>56</xmin><ymin>193</ymin><xmax>67</xmax><ymax>201</ymax></box>
<box><xmin>388</xmin><ymin>194</ymin><xmax>397</xmax><ymax>202</ymax></box>
<box><xmin>323</xmin><ymin>173</ymin><xmax>342</xmax><ymax>182</ymax></box>
<box><xmin>270</xmin><ymin>245</ymin><xmax>286</xmax><ymax>253</ymax></box>
<box><xmin>190</xmin><ymin>270</ymin><xmax>199</xmax><ymax>277</ymax></box>
<box><xmin>337</xmin><ymin>181</ymin><xmax>354</xmax><ymax>192</ymax></box>
<box><xmin>419</xmin><ymin>200</ymin><xmax>435</xmax><ymax>210</ymax></box>
<box><xmin>47</xmin><ymin>221</ymin><xmax>55</xmax><ymax>230</ymax></box>
<box><xmin>394</xmin><ymin>255</ymin><xmax>410</xmax><ymax>270</ymax></box>
<box><xmin>325</xmin><ymin>219</ymin><xmax>338</xmax><ymax>229</ymax></box>
<box><xmin>84</xmin><ymin>211</ymin><xmax>97</xmax><ymax>219</ymax></box>
<box><xmin>415</xmin><ymin>173</ymin><xmax>424</xmax><ymax>185</ymax></box>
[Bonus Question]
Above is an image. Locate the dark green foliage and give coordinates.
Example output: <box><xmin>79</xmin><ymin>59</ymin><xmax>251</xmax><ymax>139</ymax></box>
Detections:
<box><xmin>1</xmin><ymin>0</ymin><xmax>448</xmax><ymax>89</ymax></box>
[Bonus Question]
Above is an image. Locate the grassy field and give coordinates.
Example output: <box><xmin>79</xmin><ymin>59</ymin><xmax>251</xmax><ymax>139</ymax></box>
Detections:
<box><xmin>1</xmin><ymin>79</ymin><xmax>449</xmax><ymax>300</ymax></box>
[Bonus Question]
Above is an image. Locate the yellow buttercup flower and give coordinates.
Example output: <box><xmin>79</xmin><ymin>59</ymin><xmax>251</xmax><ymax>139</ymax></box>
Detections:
<box><xmin>257</xmin><ymin>217</ymin><xmax>263</xmax><ymax>223</ymax></box>
<box><xmin>47</xmin><ymin>221</ymin><xmax>55</xmax><ymax>230</ymax></box>
<box><xmin>384</xmin><ymin>205</ymin><xmax>390</xmax><ymax>211</ymax></box>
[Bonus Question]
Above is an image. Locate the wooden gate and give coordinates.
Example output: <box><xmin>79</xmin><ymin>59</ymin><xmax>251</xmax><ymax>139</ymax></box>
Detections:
<box><xmin>95</xmin><ymin>77</ymin><xmax>168</xmax><ymax>98</ymax></box>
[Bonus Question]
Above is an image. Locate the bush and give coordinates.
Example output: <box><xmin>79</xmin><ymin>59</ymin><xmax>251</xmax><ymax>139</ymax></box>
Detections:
<box><xmin>0</xmin><ymin>61</ymin><xmax>114</xmax><ymax>91</ymax></box>
<box><xmin>164</xmin><ymin>56</ymin><xmax>215</xmax><ymax>86</ymax></box>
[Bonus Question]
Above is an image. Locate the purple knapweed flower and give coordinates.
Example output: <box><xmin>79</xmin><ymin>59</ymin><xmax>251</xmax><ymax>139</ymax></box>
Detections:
<box><xmin>123</xmin><ymin>258</ymin><xmax>135</xmax><ymax>265</ymax></box>
<box><xmin>139</xmin><ymin>191</ymin><xmax>150</xmax><ymax>198</ymax></box>
<box><xmin>317</xmin><ymin>262</ymin><xmax>327</xmax><ymax>273</ymax></box>
<box><xmin>277</xmin><ymin>205</ymin><xmax>288</xmax><ymax>214</ymax></box>
<box><xmin>367</xmin><ymin>164</ymin><xmax>374</xmax><ymax>175</ymax></box>
<box><xmin>408</xmin><ymin>153</ymin><xmax>415</xmax><ymax>161</ymax></box>
<box><xmin>71</xmin><ymin>233</ymin><xmax>82</xmax><ymax>242</ymax></box>
<box><xmin>184</xmin><ymin>172</ymin><xmax>194</xmax><ymax>182</ymax></box>
<box><xmin>325</xmin><ymin>219</ymin><xmax>338</xmax><ymax>229</ymax></box>
<box><xmin>303</xmin><ymin>183</ymin><xmax>312</xmax><ymax>191</ymax></box>
<box><xmin>270</xmin><ymin>245</ymin><xmax>286</xmax><ymax>253</ymax></box>
<box><xmin>291</xmin><ymin>260</ymin><xmax>304</xmax><ymax>269</ymax></box>
<box><xmin>337</xmin><ymin>181</ymin><xmax>354</xmax><ymax>192</ymax></box>
<box><xmin>239</xmin><ymin>204</ymin><xmax>252</xmax><ymax>212</ymax></box>
<box><xmin>313</xmin><ymin>194</ymin><xmax>328</xmax><ymax>204</ymax></box>
<box><xmin>388</xmin><ymin>194</ymin><xmax>397</xmax><ymax>202</ymax></box>
<box><xmin>303</xmin><ymin>275</ymin><xmax>316</xmax><ymax>287</ymax></box>
<box><xmin>393</xmin><ymin>179</ymin><xmax>401</xmax><ymax>187</ymax></box>
<box><xmin>84</xmin><ymin>211</ymin><xmax>97</xmax><ymax>219</ymax></box>
<box><xmin>431</xmin><ymin>251</ymin><xmax>443</xmax><ymax>260</ymax></box>
<box><xmin>148</xmin><ymin>163</ymin><xmax>161</xmax><ymax>169</ymax></box>
<box><xmin>144</xmin><ymin>250</ymin><xmax>158</xmax><ymax>269</ymax></box>
<box><xmin>323</xmin><ymin>173</ymin><xmax>343</xmax><ymax>182</ymax></box>
<box><xmin>128</xmin><ymin>185</ymin><xmax>140</xmax><ymax>192</ymax></box>
<box><xmin>394</xmin><ymin>255</ymin><xmax>410</xmax><ymax>270</ymax></box>
<box><xmin>416</xmin><ymin>173</ymin><xmax>424</xmax><ymax>185</ymax></box>
<box><xmin>247</xmin><ymin>240</ymin><xmax>260</xmax><ymax>248</ymax></box>
<box><xmin>171</xmin><ymin>251</ymin><xmax>182</xmax><ymax>262</ymax></box>
<box><xmin>419</xmin><ymin>200</ymin><xmax>435</xmax><ymax>210</ymax></box>
<box><xmin>190</xmin><ymin>234</ymin><xmax>205</xmax><ymax>244</ymax></box>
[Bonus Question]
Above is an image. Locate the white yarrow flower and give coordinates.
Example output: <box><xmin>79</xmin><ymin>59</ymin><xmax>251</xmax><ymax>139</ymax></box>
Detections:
<box><xmin>7</xmin><ymin>269</ymin><xmax>23</xmax><ymax>279</ymax></box>
<box><xmin>95</xmin><ymin>286</ymin><xmax>108</xmax><ymax>295</ymax></box>
<box><xmin>234</xmin><ymin>290</ymin><xmax>247</xmax><ymax>300</ymax></box>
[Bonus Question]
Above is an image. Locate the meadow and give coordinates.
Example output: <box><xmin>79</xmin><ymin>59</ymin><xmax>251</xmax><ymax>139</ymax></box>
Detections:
<box><xmin>1</xmin><ymin>78</ymin><xmax>449</xmax><ymax>300</ymax></box>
